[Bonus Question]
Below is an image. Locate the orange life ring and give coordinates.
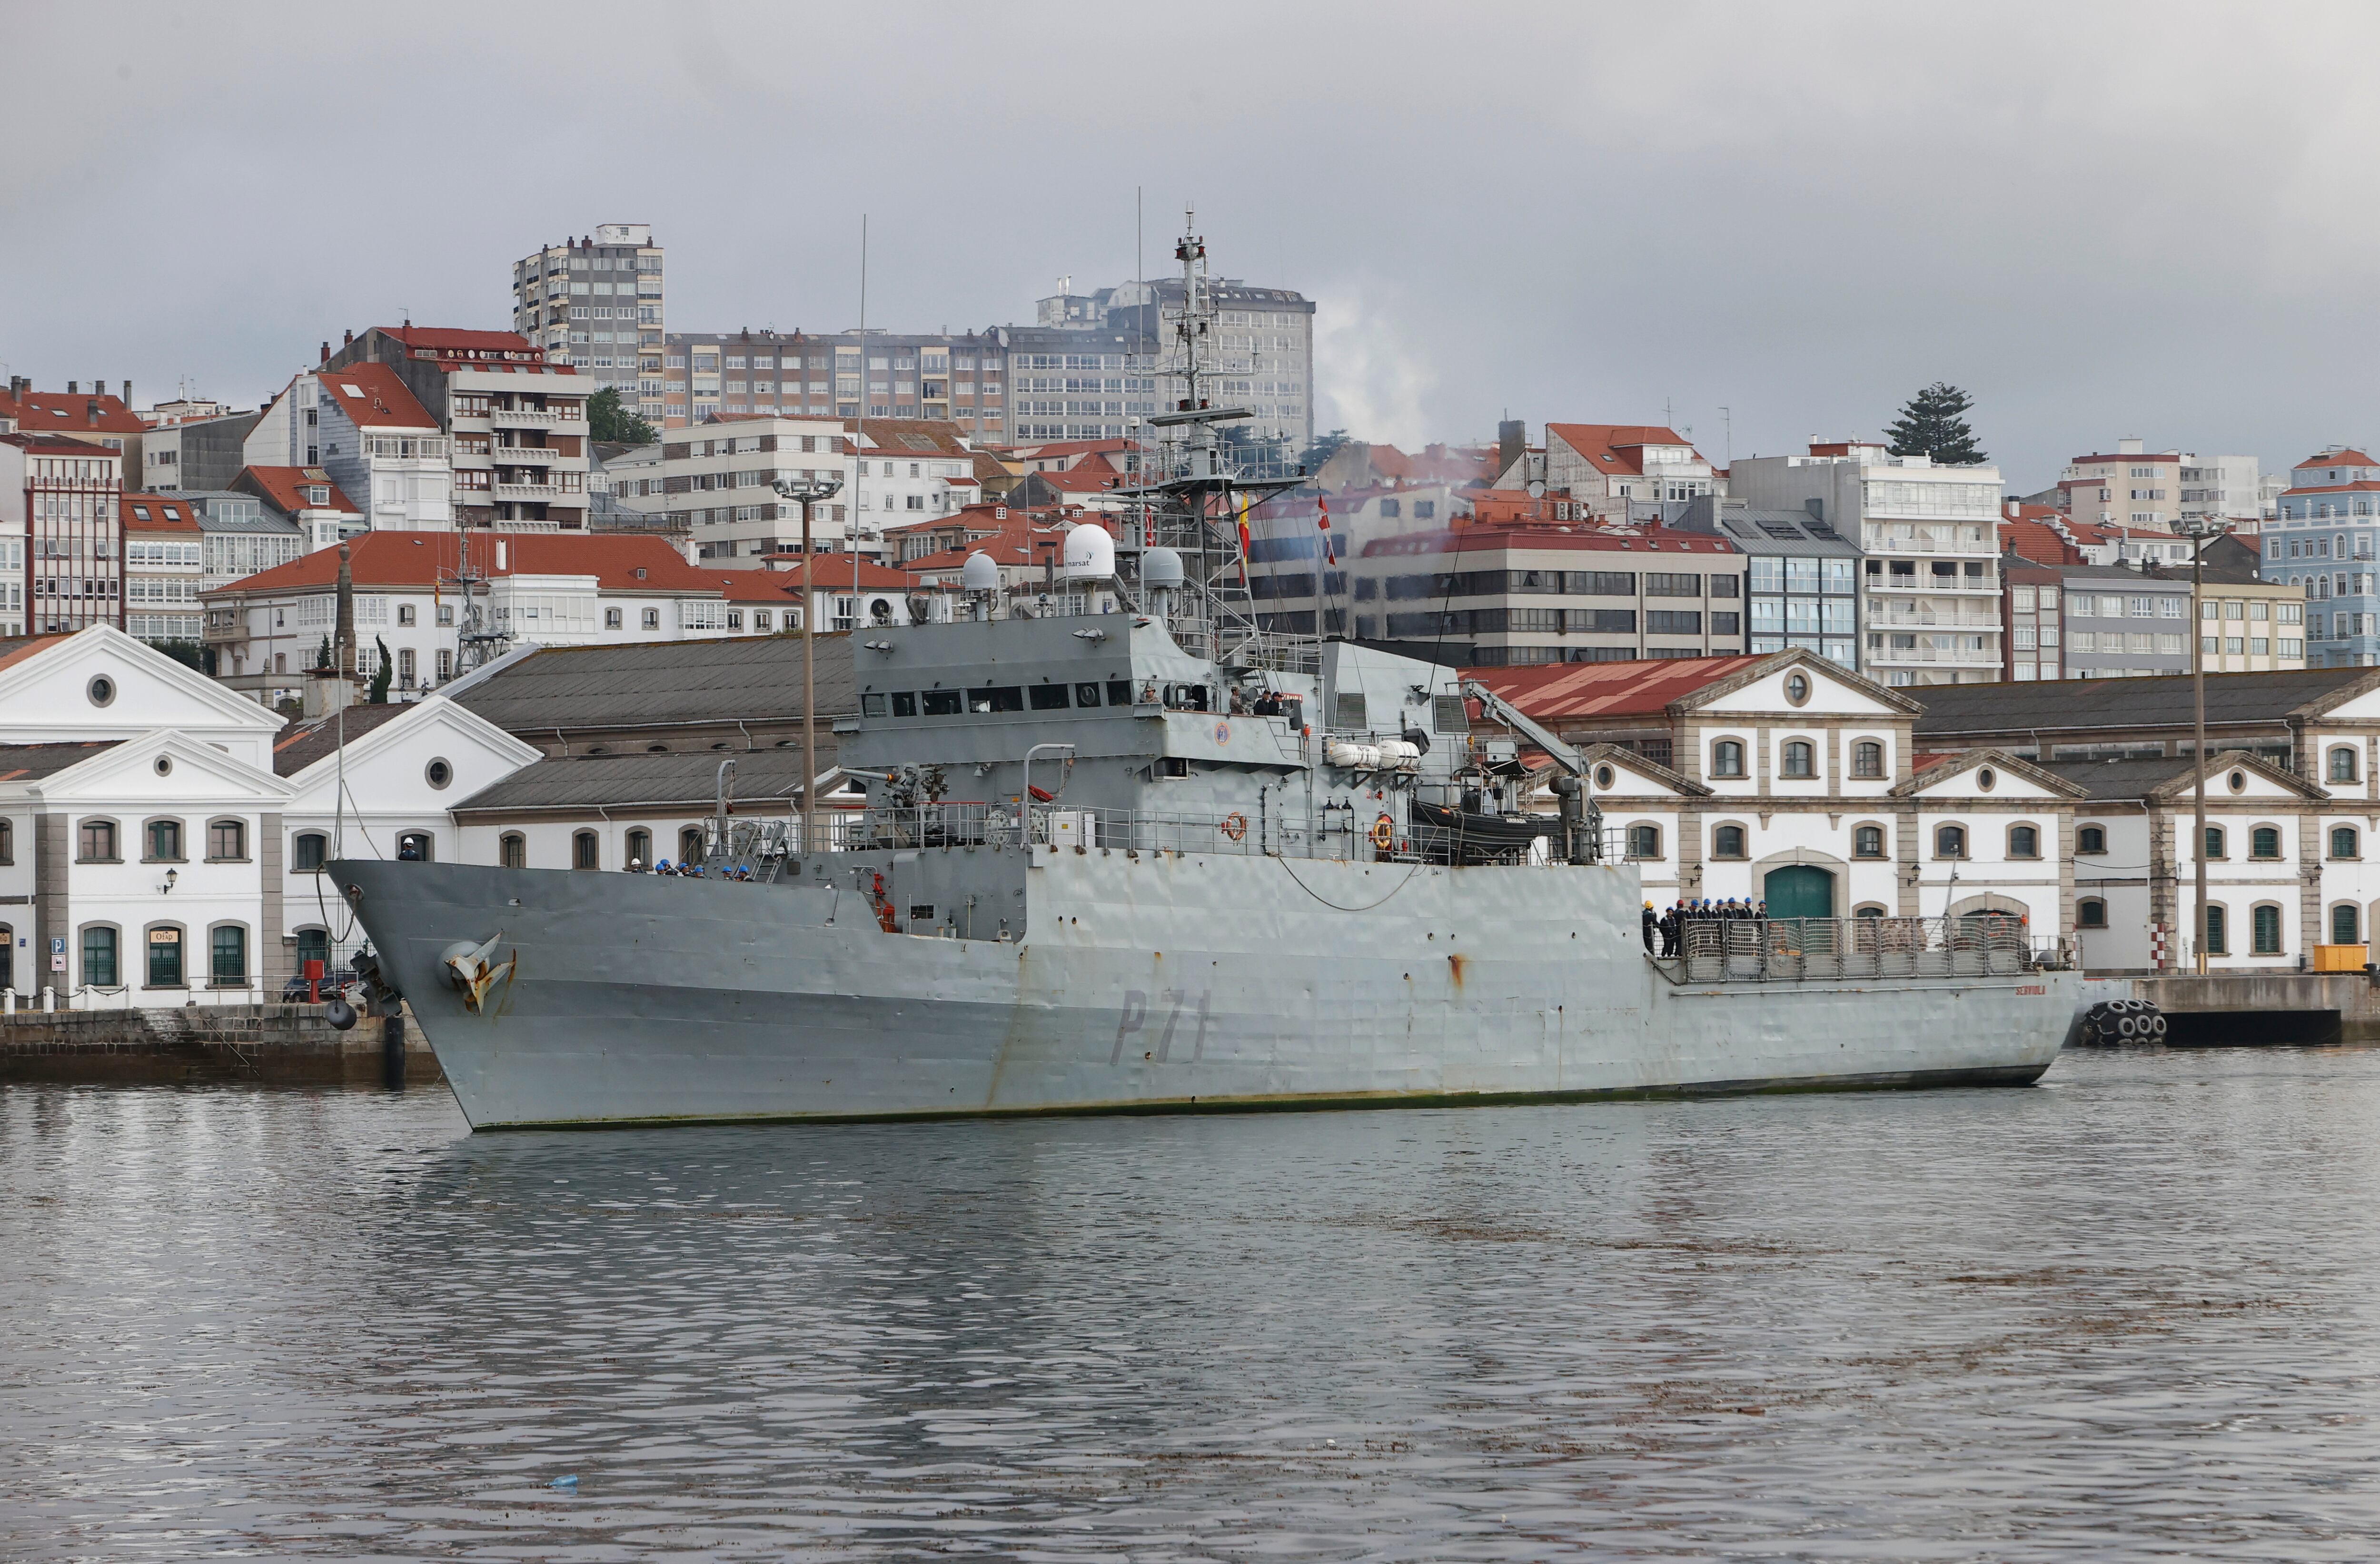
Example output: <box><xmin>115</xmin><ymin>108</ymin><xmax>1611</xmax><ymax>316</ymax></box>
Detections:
<box><xmin>1220</xmin><ymin>811</ymin><xmax>1249</xmax><ymax>842</ymax></box>
<box><xmin>1371</xmin><ymin>814</ymin><xmax>1395</xmax><ymax>850</ymax></box>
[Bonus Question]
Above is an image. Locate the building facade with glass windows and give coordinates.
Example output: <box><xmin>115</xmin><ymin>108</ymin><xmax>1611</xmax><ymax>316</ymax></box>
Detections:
<box><xmin>1676</xmin><ymin>497</ymin><xmax>1860</xmax><ymax>670</ymax></box>
<box><xmin>2261</xmin><ymin>447</ymin><xmax>2380</xmax><ymax>668</ymax></box>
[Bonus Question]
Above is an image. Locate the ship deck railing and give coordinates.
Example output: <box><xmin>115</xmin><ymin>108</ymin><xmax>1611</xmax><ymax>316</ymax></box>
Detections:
<box><xmin>1666</xmin><ymin>914</ymin><xmax>2038</xmax><ymax>982</ymax></box>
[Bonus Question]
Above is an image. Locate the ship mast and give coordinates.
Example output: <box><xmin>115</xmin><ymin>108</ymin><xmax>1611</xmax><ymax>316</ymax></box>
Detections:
<box><xmin>442</xmin><ymin>531</ymin><xmax>513</xmax><ymax>673</ymax></box>
<box><xmin>1117</xmin><ymin>209</ymin><xmax>1310</xmax><ymax>671</ymax></box>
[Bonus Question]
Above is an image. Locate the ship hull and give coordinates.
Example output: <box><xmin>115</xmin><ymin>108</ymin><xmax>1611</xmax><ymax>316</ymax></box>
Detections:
<box><xmin>333</xmin><ymin>850</ymin><xmax>2077</xmax><ymax>1130</ymax></box>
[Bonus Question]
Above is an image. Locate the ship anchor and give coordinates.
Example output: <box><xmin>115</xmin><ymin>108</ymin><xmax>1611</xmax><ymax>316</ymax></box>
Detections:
<box><xmin>441</xmin><ymin>932</ymin><xmax>517</xmax><ymax>1015</ymax></box>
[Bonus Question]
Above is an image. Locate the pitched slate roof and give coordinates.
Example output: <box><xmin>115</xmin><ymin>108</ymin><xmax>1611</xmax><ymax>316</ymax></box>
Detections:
<box><xmin>450</xmin><ymin>743</ymin><xmax>840</xmax><ymax>815</ymax></box>
<box><xmin>448</xmin><ymin>634</ymin><xmax>859</xmax><ymax>735</ymax></box>
<box><xmin>1912</xmin><ymin>667</ymin><xmax>2380</xmax><ymax>741</ymax></box>
<box><xmin>0</xmin><ymin>741</ymin><xmax>122</xmax><ymax>781</ymax></box>
<box><xmin>270</xmin><ymin>701</ymin><xmax>415</xmax><ymax>775</ymax></box>
<box><xmin>2039</xmin><ymin>750</ymin><xmax>2325</xmax><ymax>802</ymax></box>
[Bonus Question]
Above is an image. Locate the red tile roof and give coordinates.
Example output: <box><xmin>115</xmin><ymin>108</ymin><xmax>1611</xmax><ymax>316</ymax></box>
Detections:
<box><xmin>2296</xmin><ymin>450</ymin><xmax>2377</xmax><ymax>469</ymax></box>
<box><xmin>904</xmin><ymin>515</ymin><xmax>1101</xmax><ymax>574</ymax></box>
<box><xmin>202</xmin><ymin>532</ymin><xmax>717</xmax><ymax>597</ymax></box>
<box><xmin>120</xmin><ymin>493</ymin><xmax>201</xmax><ymax>534</ymax></box>
<box><xmin>1465</xmin><ymin>656</ymin><xmax>1769</xmax><ymax>723</ymax></box>
<box><xmin>380</xmin><ymin>326</ymin><xmax>540</xmax><ymax>355</ymax></box>
<box><xmin>737</xmin><ymin>557</ymin><xmax>918</xmax><ymax>592</ymax></box>
<box><xmin>0</xmin><ymin>389</ymin><xmax>147</xmax><ymax>436</ymax></box>
<box><xmin>1999</xmin><ymin>516</ymin><xmax>2082</xmax><ymax>564</ymax></box>
<box><xmin>1544</xmin><ymin>424</ymin><xmax>1700</xmax><ymax>476</ymax></box>
<box><xmin>317</xmin><ymin>363</ymin><xmax>437</xmax><ymax>431</ymax></box>
<box><xmin>238</xmin><ymin>466</ymin><xmax>361</xmax><ymax>515</ymax></box>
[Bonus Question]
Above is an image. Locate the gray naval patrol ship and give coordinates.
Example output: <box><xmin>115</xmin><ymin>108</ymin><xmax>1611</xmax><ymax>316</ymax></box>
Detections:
<box><xmin>329</xmin><ymin>221</ymin><xmax>2082</xmax><ymax>1129</ymax></box>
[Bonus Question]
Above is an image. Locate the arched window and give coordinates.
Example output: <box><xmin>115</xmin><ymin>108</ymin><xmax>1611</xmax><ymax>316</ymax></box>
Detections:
<box><xmin>1854</xmin><ymin>824</ymin><xmax>1885</xmax><ymax>858</ymax></box>
<box><xmin>1711</xmin><ymin>739</ymin><xmax>1745</xmax><ymax>778</ymax></box>
<box><xmin>2333</xmin><ymin>826</ymin><xmax>2360</xmax><ymax>860</ymax></box>
<box><xmin>1781</xmin><ymin>740</ymin><xmax>1815</xmax><ymax>779</ymax></box>
<box><xmin>292</xmin><ymin>832</ymin><xmax>328</xmax><ymax>872</ymax></box>
<box><xmin>2250</xmin><ymin>826</ymin><xmax>2282</xmax><ymax>860</ymax></box>
<box><xmin>2203</xmin><ymin>825</ymin><xmax>2226</xmax><ymax>860</ymax></box>
<box><xmin>2330</xmin><ymin>746</ymin><xmax>2359</xmax><ymax>782</ymax></box>
<box><xmin>0</xmin><ymin>819</ymin><xmax>12</xmax><ymax>865</ymax></box>
<box><xmin>2008</xmin><ymin>824</ymin><xmax>2040</xmax><ymax>859</ymax></box>
<box><xmin>77</xmin><ymin>820</ymin><xmax>118</xmax><ymax>863</ymax></box>
<box><xmin>1935</xmin><ymin>824</ymin><xmax>1967</xmax><ymax>859</ymax></box>
<box><xmin>573</xmin><ymin>830</ymin><xmax>600</xmax><ymax>870</ymax></box>
<box><xmin>2203</xmin><ymin>904</ymin><xmax>2228</xmax><ymax>955</ymax></box>
<box><xmin>296</xmin><ymin>928</ymin><xmax>330</xmax><ymax>978</ymax></box>
<box><xmin>1713</xmin><ymin>825</ymin><xmax>1746</xmax><ymax>859</ymax></box>
<box><xmin>206</xmin><ymin>819</ymin><xmax>246</xmax><ymax>861</ymax></box>
<box><xmin>210</xmin><ymin>925</ymin><xmax>247</xmax><ymax>986</ymax></box>
<box><xmin>1852</xmin><ymin>741</ymin><xmax>1884</xmax><ymax>779</ymax></box>
<box><xmin>145</xmin><ymin>925</ymin><xmax>184</xmax><ymax>987</ymax></box>
<box><xmin>625</xmin><ymin>829</ymin><xmax>652</xmax><ymax>868</ymax></box>
<box><xmin>1626</xmin><ymin>824</ymin><xmax>1662</xmax><ymax>861</ymax></box>
<box><xmin>2251</xmin><ymin>903</ymin><xmax>2283</xmax><ymax>956</ymax></box>
<box><xmin>2333</xmin><ymin>903</ymin><xmax>2361</xmax><ymax>945</ymax></box>
<box><xmin>2077</xmin><ymin>824</ymin><xmax>2107</xmax><ymax>855</ymax></box>
<box><xmin>1854</xmin><ymin>904</ymin><xmax>1887</xmax><ymax>918</ymax></box>
<box><xmin>681</xmin><ymin>826</ymin><xmax>706</xmax><ymax>864</ymax></box>
<box><xmin>81</xmin><ymin>925</ymin><xmax>119</xmax><ymax>987</ymax></box>
<box><xmin>0</xmin><ymin>923</ymin><xmax>11</xmax><ymax>991</ymax></box>
<box><xmin>144</xmin><ymin>819</ymin><xmax>184</xmax><ymax>862</ymax></box>
<box><xmin>397</xmin><ymin>831</ymin><xmax>434</xmax><ymax>862</ymax></box>
<box><xmin>2077</xmin><ymin>899</ymin><xmax>2108</xmax><ymax>929</ymax></box>
<box><xmin>500</xmin><ymin>832</ymin><xmax>527</xmax><ymax>869</ymax></box>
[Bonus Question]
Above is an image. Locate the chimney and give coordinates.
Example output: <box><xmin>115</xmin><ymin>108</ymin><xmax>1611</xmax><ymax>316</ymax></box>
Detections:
<box><xmin>121</xmin><ymin>381</ymin><xmax>130</xmax><ymax>408</ymax></box>
<box><xmin>67</xmin><ymin>381</ymin><xmax>78</xmax><ymax>394</ymax></box>
<box><xmin>320</xmin><ymin>341</ymin><xmax>331</xmax><ymax>364</ymax></box>
<box><xmin>92</xmin><ymin>380</ymin><xmax>106</xmax><ymax>398</ymax></box>
<box><xmin>343</xmin><ymin>328</ymin><xmax>353</xmax><ymax>346</ymax></box>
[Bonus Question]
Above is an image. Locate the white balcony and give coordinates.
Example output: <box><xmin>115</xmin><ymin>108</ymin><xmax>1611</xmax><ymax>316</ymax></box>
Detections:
<box><xmin>490</xmin><ymin>406</ymin><xmax>567</xmax><ymax>426</ymax></box>
<box><xmin>493</xmin><ymin>445</ymin><xmax>555</xmax><ymax>465</ymax></box>
<box><xmin>494</xmin><ymin>482</ymin><xmax>560</xmax><ymax>500</ymax></box>
<box><xmin>1871</xmin><ymin>644</ymin><xmax>2001</xmax><ymax>665</ymax></box>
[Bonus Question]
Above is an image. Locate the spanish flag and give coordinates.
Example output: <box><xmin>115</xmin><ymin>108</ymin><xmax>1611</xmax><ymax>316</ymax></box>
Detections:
<box><xmin>1236</xmin><ymin>495</ymin><xmax>1251</xmax><ymax>580</ymax></box>
<box><xmin>1317</xmin><ymin>495</ymin><xmax>1335</xmax><ymax>565</ymax></box>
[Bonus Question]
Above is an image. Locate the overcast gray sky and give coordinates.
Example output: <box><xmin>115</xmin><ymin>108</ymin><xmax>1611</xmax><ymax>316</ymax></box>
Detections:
<box><xmin>3</xmin><ymin>1</ymin><xmax>2371</xmax><ymax>491</ymax></box>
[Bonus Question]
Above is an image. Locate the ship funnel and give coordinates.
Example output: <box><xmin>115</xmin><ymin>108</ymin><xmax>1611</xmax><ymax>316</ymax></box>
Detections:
<box><xmin>1060</xmin><ymin>522</ymin><xmax>1115</xmax><ymax>581</ymax></box>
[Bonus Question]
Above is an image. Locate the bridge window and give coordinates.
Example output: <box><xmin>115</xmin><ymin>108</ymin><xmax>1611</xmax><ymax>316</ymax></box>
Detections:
<box><xmin>922</xmin><ymin>690</ymin><xmax>962</xmax><ymax>715</ymax></box>
<box><xmin>968</xmin><ymin>686</ymin><xmax>1024</xmax><ymax>714</ymax></box>
<box><xmin>1029</xmin><ymin>684</ymin><xmax>1070</xmax><ymax>711</ymax></box>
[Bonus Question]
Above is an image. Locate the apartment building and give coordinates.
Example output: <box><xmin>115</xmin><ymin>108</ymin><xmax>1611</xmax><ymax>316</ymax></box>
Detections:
<box><xmin>1062</xmin><ymin>274</ymin><xmax>1314</xmax><ymax>450</ymax></box>
<box><xmin>661</xmin><ymin>328</ymin><xmax>1014</xmax><ymax>447</ymax></box>
<box><xmin>178</xmin><ymin>491</ymin><xmax>306</xmax><ymax>590</ymax></box>
<box><xmin>323</xmin><ymin>328</ymin><xmax>590</xmax><ymax>532</ymax></box>
<box><xmin>248</xmin><ymin>364</ymin><xmax>452</xmax><ymax>533</ymax></box>
<box><xmin>2262</xmin><ymin>447</ymin><xmax>2380</xmax><ymax>668</ymax></box>
<box><xmin>0</xmin><ymin>379</ymin><xmax>147</xmax><ymax>457</ymax></box>
<box><xmin>2059</xmin><ymin>439</ymin><xmax>2263</xmax><ymax>535</ymax></box>
<box><xmin>121</xmin><ymin>492</ymin><xmax>204</xmax><ymax>645</ymax></box>
<box><xmin>662</xmin><ymin>416</ymin><xmax>985</xmax><ymax>560</ymax></box>
<box><xmin>1543</xmin><ymin>425</ymin><xmax>1721</xmax><ymax>515</ymax></box>
<box><xmin>232</xmin><ymin>467</ymin><xmax>367</xmax><ymax>551</ymax></box>
<box><xmin>2</xmin><ymin>433</ymin><xmax>124</xmax><ymax>634</ymax></box>
<box><xmin>139</xmin><ymin>408</ymin><xmax>263</xmax><ymax>494</ymax></box>
<box><xmin>511</xmin><ymin>224</ymin><xmax>664</xmax><ymax>421</ymax></box>
<box><xmin>1675</xmin><ymin>496</ymin><xmax>1861</xmax><ymax>669</ymax></box>
<box><xmin>1731</xmin><ymin>440</ymin><xmax>2004</xmax><ymax>687</ymax></box>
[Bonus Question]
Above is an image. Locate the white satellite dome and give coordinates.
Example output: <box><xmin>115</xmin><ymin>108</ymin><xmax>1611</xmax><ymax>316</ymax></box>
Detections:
<box><xmin>1141</xmin><ymin>546</ymin><xmax>1185</xmax><ymax>589</ymax></box>
<box><xmin>960</xmin><ymin>551</ymin><xmax>999</xmax><ymax>592</ymax></box>
<box><xmin>1060</xmin><ymin>523</ymin><xmax>1115</xmax><ymax>579</ymax></box>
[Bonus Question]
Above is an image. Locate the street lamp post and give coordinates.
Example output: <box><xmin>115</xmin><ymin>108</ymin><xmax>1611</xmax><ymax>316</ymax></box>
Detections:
<box><xmin>2178</xmin><ymin>516</ymin><xmax>2230</xmax><ymax>975</ymax></box>
<box><xmin>772</xmin><ymin>474</ymin><xmax>845</xmax><ymax>857</ymax></box>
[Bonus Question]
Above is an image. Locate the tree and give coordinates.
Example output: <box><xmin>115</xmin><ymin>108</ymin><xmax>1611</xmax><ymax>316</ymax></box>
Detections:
<box><xmin>1298</xmin><ymin>428</ymin><xmax>1352</xmax><ymax>476</ymax></box>
<box><xmin>588</xmin><ymin>386</ymin><xmax>656</xmax><ymax>445</ymax></box>
<box><xmin>1885</xmin><ymin>383</ymin><xmax>1987</xmax><ymax>465</ymax></box>
<box><xmin>314</xmin><ymin>634</ymin><xmax>333</xmax><ymax>673</ymax></box>
<box><xmin>369</xmin><ymin>636</ymin><xmax>393</xmax><ymax>704</ymax></box>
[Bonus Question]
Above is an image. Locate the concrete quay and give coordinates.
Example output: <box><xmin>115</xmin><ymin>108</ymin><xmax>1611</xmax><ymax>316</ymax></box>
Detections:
<box><xmin>2082</xmin><ymin>971</ymin><xmax>2380</xmax><ymax>1045</ymax></box>
<box><xmin>0</xmin><ymin>1003</ymin><xmax>442</xmax><ymax>1086</ymax></box>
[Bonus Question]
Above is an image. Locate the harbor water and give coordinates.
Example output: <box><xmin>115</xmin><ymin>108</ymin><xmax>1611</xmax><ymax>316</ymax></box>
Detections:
<box><xmin>6</xmin><ymin>1046</ymin><xmax>2380</xmax><ymax>1560</ymax></box>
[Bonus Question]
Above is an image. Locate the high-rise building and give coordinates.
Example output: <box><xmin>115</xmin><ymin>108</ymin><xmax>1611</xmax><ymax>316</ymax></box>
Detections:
<box><xmin>2260</xmin><ymin>446</ymin><xmax>2380</xmax><ymax>668</ymax></box>
<box><xmin>2058</xmin><ymin>440</ymin><xmax>2262</xmax><ymax>534</ymax></box>
<box><xmin>1731</xmin><ymin>441</ymin><xmax>2005</xmax><ymax>687</ymax></box>
<box><xmin>1040</xmin><ymin>275</ymin><xmax>1315</xmax><ymax>451</ymax></box>
<box><xmin>659</xmin><ymin>328</ymin><xmax>1012</xmax><ymax>444</ymax></box>
<box><xmin>0</xmin><ymin>433</ymin><xmax>123</xmax><ymax>634</ymax></box>
<box><xmin>512</xmin><ymin>224</ymin><xmax>664</xmax><ymax>424</ymax></box>
<box><xmin>247</xmin><ymin>364</ymin><xmax>451</xmax><ymax>533</ymax></box>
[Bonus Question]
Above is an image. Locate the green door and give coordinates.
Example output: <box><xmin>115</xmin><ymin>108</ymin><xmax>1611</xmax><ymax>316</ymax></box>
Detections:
<box><xmin>1764</xmin><ymin>865</ymin><xmax>1835</xmax><ymax>921</ymax></box>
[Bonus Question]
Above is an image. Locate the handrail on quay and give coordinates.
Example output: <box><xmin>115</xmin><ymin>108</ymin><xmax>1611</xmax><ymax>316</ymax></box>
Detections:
<box><xmin>1666</xmin><ymin>914</ymin><xmax>2038</xmax><ymax>982</ymax></box>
